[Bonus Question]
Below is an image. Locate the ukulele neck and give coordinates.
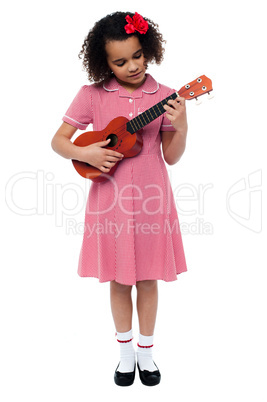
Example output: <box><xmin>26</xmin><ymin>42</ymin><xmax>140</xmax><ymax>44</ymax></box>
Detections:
<box><xmin>126</xmin><ymin>92</ymin><xmax>179</xmax><ymax>134</ymax></box>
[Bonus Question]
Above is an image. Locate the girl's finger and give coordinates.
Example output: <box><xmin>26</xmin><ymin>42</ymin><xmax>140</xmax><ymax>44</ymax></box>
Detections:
<box><xmin>106</xmin><ymin>150</ymin><xmax>124</xmax><ymax>158</ymax></box>
<box><xmin>103</xmin><ymin>160</ymin><xmax>116</xmax><ymax>168</ymax></box>
<box><xmin>176</xmin><ymin>97</ymin><xmax>186</xmax><ymax>106</ymax></box>
<box><xmin>97</xmin><ymin>139</ymin><xmax>111</xmax><ymax>147</ymax></box>
<box><xmin>163</xmin><ymin>104</ymin><xmax>174</xmax><ymax>114</ymax></box>
<box><xmin>105</xmin><ymin>155</ymin><xmax>123</xmax><ymax>162</ymax></box>
<box><xmin>165</xmin><ymin>112</ymin><xmax>175</xmax><ymax>121</ymax></box>
<box><xmin>168</xmin><ymin>98</ymin><xmax>185</xmax><ymax>108</ymax></box>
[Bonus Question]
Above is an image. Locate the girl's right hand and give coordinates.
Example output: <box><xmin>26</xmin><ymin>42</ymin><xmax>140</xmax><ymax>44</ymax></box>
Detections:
<box><xmin>80</xmin><ymin>139</ymin><xmax>124</xmax><ymax>173</ymax></box>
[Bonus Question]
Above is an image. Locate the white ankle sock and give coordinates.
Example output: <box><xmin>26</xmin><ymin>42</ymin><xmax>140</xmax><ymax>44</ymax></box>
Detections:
<box><xmin>137</xmin><ymin>333</ymin><xmax>158</xmax><ymax>372</ymax></box>
<box><xmin>116</xmin><ymin>329</ymin><xmax>136</xmax><ymax>373</ymax></box>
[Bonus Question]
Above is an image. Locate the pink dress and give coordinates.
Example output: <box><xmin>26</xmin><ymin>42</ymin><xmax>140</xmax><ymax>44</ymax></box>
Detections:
<box><xmin>63</xmin><ymin>74</ymin><xmax>187</xmax><ymax>285</ymax></box>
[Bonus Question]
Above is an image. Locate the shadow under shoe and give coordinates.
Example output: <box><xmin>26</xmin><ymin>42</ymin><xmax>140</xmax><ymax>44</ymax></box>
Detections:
<box><xmin>137</xmin><ymin>361</ymin><xmax>161</xmax><ymax>386</ymax></box>
<box><xmin>114</xmin><ymin>363</ymin><xmax>136</xmax><ymax>386</ymax></box>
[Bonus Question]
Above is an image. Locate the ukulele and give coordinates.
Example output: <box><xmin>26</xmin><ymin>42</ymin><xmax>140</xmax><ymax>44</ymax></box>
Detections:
<box><xmin>72</xmin><ymin>75</ymin><xmax>213</xmax><ymax>182</ymax></box>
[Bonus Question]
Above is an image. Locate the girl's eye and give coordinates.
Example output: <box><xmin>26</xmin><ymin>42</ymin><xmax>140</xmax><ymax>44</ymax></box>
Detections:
<box><xmin>115</xmin><ymin>53</ymin><xmax>142</xmax><ymax>67</ymax></box>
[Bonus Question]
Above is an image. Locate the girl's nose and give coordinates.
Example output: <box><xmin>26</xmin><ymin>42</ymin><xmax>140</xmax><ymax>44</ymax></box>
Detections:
<box><xmin>128</xmin><ymin>62</ymin><xmax>138</xmax><ymax>73</ymax></box>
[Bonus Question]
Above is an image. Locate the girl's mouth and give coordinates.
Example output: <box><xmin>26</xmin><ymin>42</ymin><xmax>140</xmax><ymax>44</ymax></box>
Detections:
<box><xmin>129</xmin><ymin>71</ymin><xmax>142</xmax><ymax>78</ymax></box>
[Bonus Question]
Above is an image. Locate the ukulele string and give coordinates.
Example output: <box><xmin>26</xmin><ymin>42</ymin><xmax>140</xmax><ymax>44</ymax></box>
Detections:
<box><xmin>105</xmin><ymin>123</ymin><xmax>133</xmax><ymax>142</ymax></box>
<box><xmin>104</xmin><ymin>93</ymin><xmax>179</xmax><ymax>144</ymax></box>
<box><xmin>105</xmin><ymin>97</ymin><xmax>176</xmax><ymax>142</ymax></box>
<box><xmin>104</xmin><ymin>120</ymin><xmax>140</xmax><ymax>144</ymax></box>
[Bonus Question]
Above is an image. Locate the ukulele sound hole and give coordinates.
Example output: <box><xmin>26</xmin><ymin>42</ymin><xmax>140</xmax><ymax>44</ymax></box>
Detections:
<box><xmin>106</xmin><ymin>134</ymin><xmax>118</xmax><ymax>147</ymax></box>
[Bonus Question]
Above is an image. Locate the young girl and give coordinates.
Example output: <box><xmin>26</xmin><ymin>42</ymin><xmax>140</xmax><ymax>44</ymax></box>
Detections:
<box><xmin>51</xmin><ymin>11</ymin><xmax>187</xmax><ymax>387</ymax></box>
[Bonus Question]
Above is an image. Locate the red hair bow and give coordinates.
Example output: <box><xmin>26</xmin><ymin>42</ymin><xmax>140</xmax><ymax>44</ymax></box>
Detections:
<box><xmin>124</xmin><ymin>12</ymin><xmax>149</xmax><ymax>34</ymax></box>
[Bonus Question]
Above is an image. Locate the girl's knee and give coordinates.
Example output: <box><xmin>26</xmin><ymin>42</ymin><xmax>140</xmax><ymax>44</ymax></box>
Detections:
<box><xmin>110</xmin><ymin>280</ymin><xmax>132</xmax><ymax>293</ymax></box>
<box><xmin>136</xmin><ymin>280</ymin><xmax>157</xmax><ymax>291</ymax></box>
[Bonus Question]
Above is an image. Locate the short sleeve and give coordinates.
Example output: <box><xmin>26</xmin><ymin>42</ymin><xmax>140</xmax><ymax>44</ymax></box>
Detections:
<box><xmin>62</xmin><ymin>85</ymin><xmax>93</xmax><ymax>130</ymax></box>
<box><xmin>160</xmin><ymin>114</ymin><xmax>176</xmax><ymax>132</ymax></box>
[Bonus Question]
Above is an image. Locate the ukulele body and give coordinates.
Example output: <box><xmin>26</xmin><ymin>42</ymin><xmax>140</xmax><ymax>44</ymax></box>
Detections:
<box><xmin>72</xmin><ymin>116</ymin><xmax>143</xmax><ymax>182</ymax></box>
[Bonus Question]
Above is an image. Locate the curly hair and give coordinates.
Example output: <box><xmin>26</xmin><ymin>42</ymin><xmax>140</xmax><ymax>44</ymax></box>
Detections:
<box><xmin>79</xmin><ymin>11</ymin><xmax>165</xmax><ymax>83</ymax></box>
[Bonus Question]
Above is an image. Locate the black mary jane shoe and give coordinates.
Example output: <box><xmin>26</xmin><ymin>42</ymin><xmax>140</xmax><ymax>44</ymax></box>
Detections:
<box><xmin>137</xmin><ymin>362</ymin><xmax>161</xmax><ymax>386</ymax></box>
<box><xmin>114</xmin><ymin>363</ymin><xmax>136</xmax><ymax>386</ymax></box>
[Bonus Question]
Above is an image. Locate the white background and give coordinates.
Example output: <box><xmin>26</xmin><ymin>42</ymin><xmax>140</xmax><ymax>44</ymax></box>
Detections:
<box><xmin>1</xmin><ymin>0</ymin><xmax>266</xmax><ymax>400</ymax></box>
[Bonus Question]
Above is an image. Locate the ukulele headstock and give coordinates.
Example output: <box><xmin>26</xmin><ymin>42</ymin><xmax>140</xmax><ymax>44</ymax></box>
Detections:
<box><xmin>178</xmin><ymin>75</ymin><xmax>213</xmax><ymax>102</ymax></box>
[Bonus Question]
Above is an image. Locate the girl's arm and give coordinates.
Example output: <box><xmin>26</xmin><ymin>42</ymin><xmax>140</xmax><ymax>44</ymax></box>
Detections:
<box><xmin>161</xmin><ymin>97</ymin><xmax>188</xmax><ymax>165</ymax></box>
<box><xmin>51</xmin><ymin>122</ymin><xmax>81</xmax><ymax>160</ymax></box>
<box><xmin>51</xmin><ymin>122</ymin><xmax>124</xmax><ymax>173</ymax></box>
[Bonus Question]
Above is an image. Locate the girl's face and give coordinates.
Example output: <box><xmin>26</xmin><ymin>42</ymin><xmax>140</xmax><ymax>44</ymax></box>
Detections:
<box><xmin>105</xmin><ymin>36</ymin><xmax>146</xmax><ymax>92</ymax></box>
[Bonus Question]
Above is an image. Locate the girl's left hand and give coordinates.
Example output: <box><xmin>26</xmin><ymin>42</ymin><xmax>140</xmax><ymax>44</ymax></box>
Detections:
<box><xmin>163</xmin><ymin>97</ymin><xmax>188</xmax><ymax>134</ymax></box>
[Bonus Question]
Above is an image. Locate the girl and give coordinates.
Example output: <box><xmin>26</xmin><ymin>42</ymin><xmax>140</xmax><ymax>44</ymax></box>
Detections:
<box><xmin>51</xmin><ymin>11</ymin><xmax>187</xmax><ymax>387</ymax></box>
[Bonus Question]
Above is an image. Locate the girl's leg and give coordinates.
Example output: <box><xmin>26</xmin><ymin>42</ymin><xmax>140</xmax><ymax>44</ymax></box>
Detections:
<box><xmin>136</xmin><ymin>280</ymin><xmax>158</xmax><ymax>335</ymax></box>
<box><xmin>135</xmin><ymin>280</ymin><xmax>159</xmax><ymax>373</ymax></box>
<box><xmin>110</xmin><ymin>280</ymin><xmax>135</xmax><ymax>374</ymax></box>
<box><xmin>110</xmin><ymin>280</ymin><xmax>133</xmax><ymax>332</ymax></box>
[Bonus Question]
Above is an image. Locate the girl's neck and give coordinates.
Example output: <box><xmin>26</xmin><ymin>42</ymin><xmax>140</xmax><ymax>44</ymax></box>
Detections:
<box><xmin>115</xmin><ymin>75</ymin><xmax>147</xmax><ymax>94</ymax></box>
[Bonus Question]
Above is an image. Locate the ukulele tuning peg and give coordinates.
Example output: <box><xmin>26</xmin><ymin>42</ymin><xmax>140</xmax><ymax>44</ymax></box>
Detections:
<box><xmin>207</xmin><ymin>91</ymin><xmax>214</xmax><ymax>100</ymax></box>
<box><xmin>195</xmin><ymin>97</ymin><xmax>202</xmax><ymax>106</ymax></box>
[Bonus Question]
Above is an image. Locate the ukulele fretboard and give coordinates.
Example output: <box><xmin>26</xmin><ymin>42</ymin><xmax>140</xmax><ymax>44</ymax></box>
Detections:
<box><xmin>126</xmin><ymin>92</ymin><xmax>179</xmax><ymax>134</ymax></box>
